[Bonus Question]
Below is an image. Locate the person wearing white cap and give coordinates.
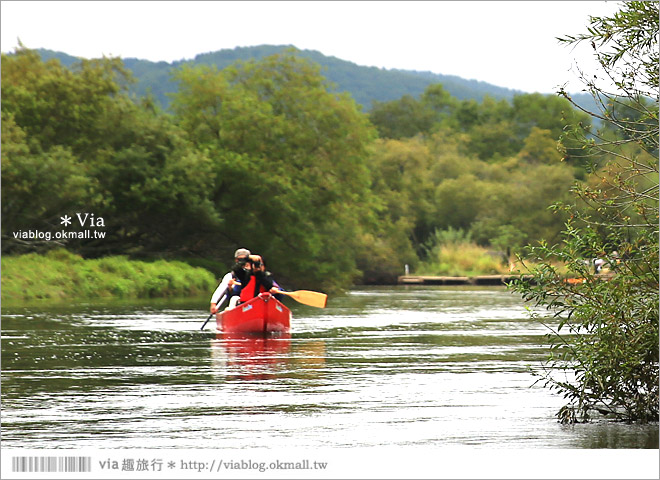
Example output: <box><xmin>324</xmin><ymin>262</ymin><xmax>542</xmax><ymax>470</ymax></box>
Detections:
<box><xmin>209</xmin><ymin>248</ymin><xmax>250</xmax><ymax>314</ymax></box>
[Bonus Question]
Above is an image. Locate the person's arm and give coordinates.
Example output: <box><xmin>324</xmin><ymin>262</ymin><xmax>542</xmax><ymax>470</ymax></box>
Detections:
<box><xmin>257</xmin><ymin>270</ymin><xmax>275</xmax><ymax>291</ymax></box>
<box><xmin>270</xmin><ymin>280</ymin><xmax>285</xmax><ymax>300</ymax></box>
<box><xmin>210</xmin><ymin>272</ymin><xmax>233</xmax><ymax>310</ymax></box>
<box><xmin>232</xmin><ymin>262</ymin><xmax>250</xmax><ymax>286</ymax></box>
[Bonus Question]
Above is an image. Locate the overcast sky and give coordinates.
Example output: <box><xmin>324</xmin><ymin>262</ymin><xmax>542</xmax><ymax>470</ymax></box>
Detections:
<box><xmin>1</xmin><ymin>0</ymin><xmax>622</xmax><ymax>94</ymax></box>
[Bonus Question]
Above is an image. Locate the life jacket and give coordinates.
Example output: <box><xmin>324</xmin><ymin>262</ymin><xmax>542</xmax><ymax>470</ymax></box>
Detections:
<box><xmin>239</xmin><ymin>274</ymin><xmax>267</xmax><ymax>303</ymax></box>
<box><xmin>229</xmin><ymin>283</ymin><xmax>241</xmax><ymax>298</ymax></box>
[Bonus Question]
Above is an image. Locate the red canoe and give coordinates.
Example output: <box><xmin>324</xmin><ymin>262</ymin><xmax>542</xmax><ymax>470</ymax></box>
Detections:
<box><xmin>215</xmin><ymin>292</ymin><xmax>291</xmax><ymax>334</ymax></box>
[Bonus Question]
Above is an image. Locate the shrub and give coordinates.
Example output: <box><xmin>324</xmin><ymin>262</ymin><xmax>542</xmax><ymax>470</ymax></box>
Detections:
<box><xmin>418</xmin><ymin>230</ymin><xmax>509</xmax><ymax>276</ymax></box>
<box><xmin>511</xmin><ymin>2</ymin><xmax>659</xmax><ymax>424</ymax></box>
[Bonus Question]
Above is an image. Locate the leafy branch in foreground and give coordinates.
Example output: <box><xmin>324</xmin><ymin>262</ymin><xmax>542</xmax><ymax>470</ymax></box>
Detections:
<box><xmin>510</xmin><ymin>1</ymin><xmax>658</xmax><ymax>424</ymax></box>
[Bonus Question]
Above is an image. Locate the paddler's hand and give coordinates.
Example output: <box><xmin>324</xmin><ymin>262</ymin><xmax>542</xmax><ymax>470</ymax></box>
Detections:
<box><xmin>270</xmin><ymin>287</ymin><xmax>281</xmax><ymax>295</ymax></box>
<box><xmin>210</xmin><ymin>303</ymin><xmax>217</xmax><ymax>314</ymax></box>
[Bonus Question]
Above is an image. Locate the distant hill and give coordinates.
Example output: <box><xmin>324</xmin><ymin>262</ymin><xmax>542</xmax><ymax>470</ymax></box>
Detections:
<box><xmin>35</xmin><ymin>45</ymin><xmax>598</xmax><ymax>114</ymax></box>
<box><xmin>189</xmin><ymin>45</ymin><xmax>528</xmax><ymax>107</ymax></box>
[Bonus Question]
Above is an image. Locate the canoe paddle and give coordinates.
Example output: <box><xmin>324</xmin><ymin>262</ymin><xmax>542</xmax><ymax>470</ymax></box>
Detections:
<box><xmin>201</xmin><ymin>292</ymin><xmax>228</xmax><ymax>331</ymax></box>
<box><xmin>274</xmin><ymin>289</ymin><xmax>327</xmax><ymax>308</ymax></box>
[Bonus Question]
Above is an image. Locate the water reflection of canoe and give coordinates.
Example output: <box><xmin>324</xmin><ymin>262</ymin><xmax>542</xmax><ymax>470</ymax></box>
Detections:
<box><xmin>211</xmin><ymin>333</ymin><xmax>292</xmax><ymax>380</ymax></box>
<box><xmin>215</xmin><ymin>293</ymin><xmax>291</xmax><ymax>334</ymax></box>
<box><xmin>219</xmin><ymin>332</ymin><xmax>292</xmax><ymax>356</ymax></box>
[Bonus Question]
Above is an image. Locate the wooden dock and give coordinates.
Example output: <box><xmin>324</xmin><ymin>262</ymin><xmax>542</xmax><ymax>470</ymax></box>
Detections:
<box><xmin>397</xmin><ymin>275</ymin><xmax>536</xmax><ymax>286</ymax></box>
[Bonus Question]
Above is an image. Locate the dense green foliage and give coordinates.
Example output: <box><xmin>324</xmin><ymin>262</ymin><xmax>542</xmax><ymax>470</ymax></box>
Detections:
<box><xmin>367</xmin><ymin>95</ymin><xmax>584</xmax><ymax>257</ymax></box>
<box><xmin>1</xmin><ymin>249</ymin><xmax>216</xmax><ymax>303</ymax></box>
<box><xmin>1</xmin><ymin>48</ymin><xmax>216</xmax><ymax>259</ymax></box>
<box><xmin>169</xmin><ymin>52</ymin><xmax>378</xmax><ymax>289</ymax></box>
<box><xmin>3</xmin><ymin>40</ymin><xmax>600</xmax><ymax>293</ymax></box>
<box><xmin>510</xmin><ymin>1</ymin><xmax>659</xmax><ymax>423</ymax></box>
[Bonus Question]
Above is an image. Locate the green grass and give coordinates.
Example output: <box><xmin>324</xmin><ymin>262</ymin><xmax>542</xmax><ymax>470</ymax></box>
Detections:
<box><xmin>416</xmin><ymin>242</ymin><xmax>512</xmax><ymax>277</ymax></box>
<box><xmin>416</xmin><ymin>240</ymin><xmax>571</xmax><ymax>277</ymax></box>
<box><xmin>1</xmin><ymin>249</ymin><xmax>217</xmax><ymax>304</ymax></box>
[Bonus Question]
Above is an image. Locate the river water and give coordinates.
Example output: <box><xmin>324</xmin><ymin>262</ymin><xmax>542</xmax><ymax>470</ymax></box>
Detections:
<box><xmin>1</xmin><ymin>286</ymin><xmax>658</xmax><ymax>477</ymax></box>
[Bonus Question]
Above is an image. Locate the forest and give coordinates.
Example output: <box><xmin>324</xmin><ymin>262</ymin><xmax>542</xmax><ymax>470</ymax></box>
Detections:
<box><xmin>0</xmin><ymin>45</ymin><xmax>634</xmax><ymax>291</ymax></box>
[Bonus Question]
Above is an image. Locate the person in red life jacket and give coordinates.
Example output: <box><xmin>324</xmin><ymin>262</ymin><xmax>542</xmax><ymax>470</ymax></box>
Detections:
<box><xmin>252</xmin><ymin>255</ymin><xmax>285</xmax><ymax>301</ymax></box>
<box><xmin>236</xmin><ymin>255</ymin><xmax>282</xmax><ymax>304</ymax></box>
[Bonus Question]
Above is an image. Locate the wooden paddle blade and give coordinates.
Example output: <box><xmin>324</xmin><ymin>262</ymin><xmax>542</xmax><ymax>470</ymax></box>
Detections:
<box><xmin>282</xmin><ymin>290</ymin><xmax>327</xmax><ymax>308</ymax></box>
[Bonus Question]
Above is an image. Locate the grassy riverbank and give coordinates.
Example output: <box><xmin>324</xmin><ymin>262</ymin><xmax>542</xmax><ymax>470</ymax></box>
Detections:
<box><xmin>416</xmin><ymin>243</ymin><xmax>511</xmax><ymax>277</ymax></box>
<box><xmin>414</xmin><ymin>240</ymin><xmax>566</xmax><ymax>277</ymax></box>
<box><xmin>1</xmin><ymin>249</ymin><xmax>217</xmax><ymax>304</ymax></box>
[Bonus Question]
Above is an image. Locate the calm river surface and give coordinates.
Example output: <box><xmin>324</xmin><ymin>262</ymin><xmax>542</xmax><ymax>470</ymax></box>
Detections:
<box><xmin>2</xmin><ymin>286</ymin><xmax>658</xmax><ymax>455</ymax></box>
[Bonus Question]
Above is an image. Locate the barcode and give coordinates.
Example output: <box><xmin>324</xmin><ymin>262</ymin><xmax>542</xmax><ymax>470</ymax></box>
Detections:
<box><xmin>12</xmin><ymin>456</ymin><xmax>92</xmax><ymax>473</ymax></box>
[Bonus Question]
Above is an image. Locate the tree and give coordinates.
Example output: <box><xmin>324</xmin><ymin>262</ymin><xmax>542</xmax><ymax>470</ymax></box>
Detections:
<box><xmin>366</xmin><ymin>137</ymin><xmax>436</xmax><ymax>264</ymax></box>
<box><xmin>1</xmin><ymin>111</ymin><xmax>94</xmax><ymax>250</ymax></box>
<box><xmin>368</xmin><ymin>83</ymin><xmax>459</xmax><ymax>140</ymax></box>
<box><xmin>369</xmin><ymin>94</ymin><xmax>435</xmax><ymax>139</ymax></box>
<box><xmin>1</xmin><ymin>46</ymin><xmax>130</xmax><ymax>156</ymax></box>
<box><xmin>1</xmin><ymin>47</ymin><xmax>218</xmax><ymax>257</ymax></box>
<box><xmin>515</xmin><ymin>127</ymin><xmax>563</xmax><ymax>165</ymax></box>
<box><xmin>171</xmin><ymin>51</ymin><xmax>378</xmax><ymax>290</ymax></box>
<box><xmin>512</xmin><ymin>93</ymin><xmax>591</xmax><ymax>171</ymax></box>
<box><xmin>511</xmin><ymin>1</ymin><xmax>659</xmax><ymax>423</ymax></box>
<box><xmin>421</xmin><ymin>84</ymin><xmax>458</xmax><ymax>119</ymax></box>
<box><xmin>86</xmin><ymin>105</ymin><xmax>218</xmax><ymax>256</ymax></box>
<box><xmin>0</xmin><ymin>48</ymin><xmax>121</xmax><ymax>252</ymax></box>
